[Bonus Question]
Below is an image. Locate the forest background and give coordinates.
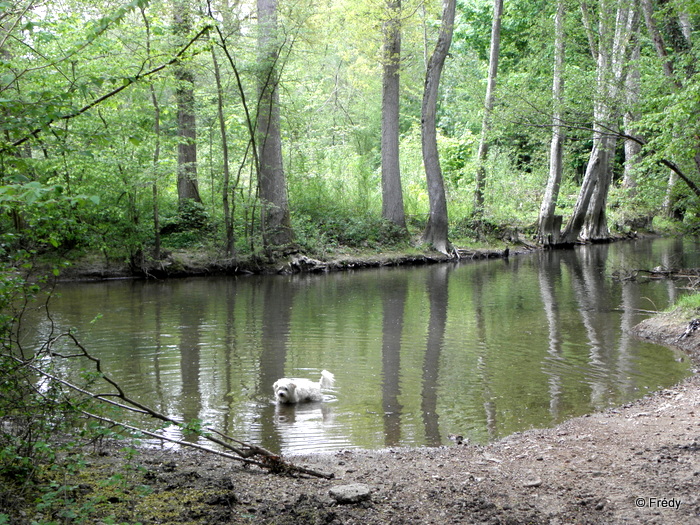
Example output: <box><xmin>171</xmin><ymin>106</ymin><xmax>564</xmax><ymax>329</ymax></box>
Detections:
<box><xmin>2</xmin><ymin>0</ymin><xmax>700</xmax><ymax>270</ymax></box>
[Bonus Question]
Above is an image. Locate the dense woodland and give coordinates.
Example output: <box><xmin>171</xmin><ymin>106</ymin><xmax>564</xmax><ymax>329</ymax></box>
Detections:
<box><xmin>2</xmin><ymin>0</ymin><xmax>700</xmax><ymax>265</ymax></box>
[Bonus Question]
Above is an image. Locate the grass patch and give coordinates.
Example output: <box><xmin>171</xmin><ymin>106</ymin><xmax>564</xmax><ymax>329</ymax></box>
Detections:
<box><xmin>670</xmin><ymin>292</ymin><xmax>700</xmax><ymax>314</ymax></box>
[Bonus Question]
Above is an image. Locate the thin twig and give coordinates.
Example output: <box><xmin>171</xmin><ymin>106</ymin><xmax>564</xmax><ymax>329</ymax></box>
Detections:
<box><xmin>11</xmin><ymin>330</ymin><xmax>334</xmax><ymax>479</ymax></box>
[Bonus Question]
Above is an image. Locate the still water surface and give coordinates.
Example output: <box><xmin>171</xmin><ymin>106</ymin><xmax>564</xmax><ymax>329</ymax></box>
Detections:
<box><xmin>28</xmin><ymin>238</ymin><xmax>699</xmax><ymax>454</ymax></box>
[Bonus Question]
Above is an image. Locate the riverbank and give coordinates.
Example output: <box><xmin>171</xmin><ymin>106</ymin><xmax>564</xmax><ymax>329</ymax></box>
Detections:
<box><xmin>19</xmin><ymin>310</ymin><xmax>696</xmax><ymax>525</ymax></box>
<box><xmin>52</xmin><ymin>242</ymin><xmax>524</xmax><ymax>280</ymax></box>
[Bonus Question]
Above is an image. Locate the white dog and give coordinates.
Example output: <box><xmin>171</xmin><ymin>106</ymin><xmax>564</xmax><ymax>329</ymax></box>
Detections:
<box><xmin>273</xmin><ymin>370</ymin><xmax>335</xmax><ymax>404</ymax></box>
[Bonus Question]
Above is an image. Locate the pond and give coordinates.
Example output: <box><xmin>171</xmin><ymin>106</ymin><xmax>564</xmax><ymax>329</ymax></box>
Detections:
<box><xmin>25</xmin><ymin>237</ymin><xmax>698</xmax><ymax>454</ymax></box>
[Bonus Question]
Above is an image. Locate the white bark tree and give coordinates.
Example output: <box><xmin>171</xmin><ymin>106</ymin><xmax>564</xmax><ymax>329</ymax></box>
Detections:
<box><xmin>622</xmin><ymin>41</ymin><xmax>641</xmax><ymax>195</ymax></box>
<box><xmin>560</xmin><ymin>0</ymin><xmax>638</xmax><ymax>244</ymax></box>
<box><xmin>537</xmin><ymin>0</ymin><xmax>565</xmax><ymax>246</ymax></box>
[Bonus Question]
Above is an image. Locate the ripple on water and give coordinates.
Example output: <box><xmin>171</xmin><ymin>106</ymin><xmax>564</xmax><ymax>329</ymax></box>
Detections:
<box><xmin>21</xmin><ymin>238</ymin><xmax>700</xmax><ymax>454</ymax></box>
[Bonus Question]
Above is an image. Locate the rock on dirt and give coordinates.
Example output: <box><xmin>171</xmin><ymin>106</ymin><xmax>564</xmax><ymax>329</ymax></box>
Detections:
<box><xmin>329</xmin><ymin>484</ymin><xmax>372</xmax><ymax>504</ymax></box>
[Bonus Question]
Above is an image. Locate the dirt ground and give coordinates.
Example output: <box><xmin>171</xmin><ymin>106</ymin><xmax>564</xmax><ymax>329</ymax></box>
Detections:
<box><xmin>60</xmin><ymin>310</ymin><xmax>699</xmax><ymax>525</ymax></box>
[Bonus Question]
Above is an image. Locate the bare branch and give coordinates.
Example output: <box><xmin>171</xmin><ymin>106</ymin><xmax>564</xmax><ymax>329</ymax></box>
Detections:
<box><xmin>7</xmin><ymin>328</ymin><xmax>334</xmax><ymax>479</ymax></box>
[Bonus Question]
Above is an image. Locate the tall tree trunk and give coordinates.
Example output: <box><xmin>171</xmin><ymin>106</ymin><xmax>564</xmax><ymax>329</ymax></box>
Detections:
<box><xmin>421</xmin><ymin>0</ymin><xmax>456</xmax><ymax>255</ymax></box>
<box><xmin>173</xmin><ymin>1</ymin><xmax>201</xmax><ymax>206</ymax></box>
<box><xmin>537</xmin><ymin>0</ymin><xmax>565</xmax><ymax>246</ymax></box>
<box><xmin>381</xmin><ymin>0</ymin><xmax>407</xmax><ymax>231</ymax></box>
<box><xmin>150</xmin><ymin>85</ymin><xmax>162</xmax><ymax>260</ymax></box>
<box><xmin>561</xmin><ymin>0</ymin><xmax>637</xmax><ymax>244</ymax></box>
<box><xmin>257</xmin><ymin>0</ymin><xmax>293</xmax><ymax>247</ymax></box>
<box><xmin>212</xmin><ymin>47</ymin><xmax>235</xmax><ymax>256</ymax></box>
<box><xmin>473</xmin><ymin>0</ymin><xmax>503</xmax><ymax>218</ymax></box>
<box><xmin>143</xmin><ymin>6</ymin><xmax>161</xmax><ymax>260</ymax></box>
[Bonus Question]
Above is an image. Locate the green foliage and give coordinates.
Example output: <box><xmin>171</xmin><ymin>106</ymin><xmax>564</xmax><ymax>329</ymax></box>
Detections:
<box><xmin>0</xmin><ymin>0</ymin><xmax>698</xmax><ymax>263</ymax></box>
<box><xmin>669</xmin><ymin>292</ymin><xmax>700</xmax><ymax>314</ymax></box>
<box><xmin>292</xmin><ymin>204</ymin><xmax>409</xmax><ymax>254</ymax></box>
<box><xmin>0</xmin><ymin>255</ymin><xmax>152</xmax><ymax>523</ymax></box>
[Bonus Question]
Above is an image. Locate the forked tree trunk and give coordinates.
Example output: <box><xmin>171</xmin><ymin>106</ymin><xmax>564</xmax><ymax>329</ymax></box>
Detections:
<box><xmin>537</xmin><ymin>0</ymin><xmax>565</xmax><ymax>246</ymax></box>
<box><xmin>381</xmin><ymin>0</ymin><xmax>407</xmax><ymax>231</ymax></box>
<box><xmin>561</xmin><ymin>0</ymin><xmax>637</xmax><ymax>244</ymax></box>
<box><xmin>257</xmin><ymin>0</ymin><xmax>293</xmax><ymax>247</ymax></box>
<box><xmin>421</xmin><ymin>0</ymin><xmax>456</xmax><ymax>254</ymax></box>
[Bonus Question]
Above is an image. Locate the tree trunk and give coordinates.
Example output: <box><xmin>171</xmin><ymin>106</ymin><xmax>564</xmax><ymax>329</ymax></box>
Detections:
<box><xmin>641</xmin><ymin>0</ymin><xmax>697</xmax><ymax>217</ymax></box>
<box><xmin>473</xmin><ymin>0</ymin><xmax>503</xmax><ymax>218</ymax></box>
<box><xmin>150</xmin><ymin>85</ymin><xmax>162</xmax><ymax>260</ymax></box>
<box><xmin>537</xmin><ymin>0</ymin><xmax>565</xmax><ymax>246</ymax></box>
<box><xmin>622</xmin><ymin>41</ymin><xmax>640</xmax><ymax>194</ymax></box>
<box><xmin>143</xmin><ymin>5</ymin><xmax>162</xmax><ymax>260</ymax></box>
<box><xmin>421</xmin><ymin>0</ymin><xmax>456</xmax><ymax>254</ymax></box>
<box><xmin>381</xmin><ymin>0</ymin><xmax>407</xmax><ymax>231</ymax></box>
<box><xmin>173</xmin><ymin>2</ymin><xmax>201</xmax><ymax>206</ymax></box>
<box><xmin>257</xmin><ymin>0</ymin><xmax>293</xmax><ymax>247</ymax></box>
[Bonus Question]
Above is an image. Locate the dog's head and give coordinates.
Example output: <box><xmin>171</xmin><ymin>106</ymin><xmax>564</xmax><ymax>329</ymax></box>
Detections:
<box><xmin>273</xmin><ymin>379</ymin><xmax>297</xmax><ymax>403</ymax></box>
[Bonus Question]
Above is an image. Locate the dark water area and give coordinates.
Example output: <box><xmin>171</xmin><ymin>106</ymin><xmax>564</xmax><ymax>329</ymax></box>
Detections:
<box><xmin>25</xmin><ymin>237</ymin><xmax>699</xmax><ymax>454</ymax></box>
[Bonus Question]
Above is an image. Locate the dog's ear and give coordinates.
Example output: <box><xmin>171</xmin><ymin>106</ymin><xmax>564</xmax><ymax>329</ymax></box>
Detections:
<box><xmin>288</xmin><ymin>382</ymin><xmax>296</xmax><ymax>391</ymax></box>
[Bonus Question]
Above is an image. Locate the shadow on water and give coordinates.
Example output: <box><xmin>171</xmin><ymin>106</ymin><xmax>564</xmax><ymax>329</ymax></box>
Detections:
<box><xmin>25</xmin><ymin>238</ymin><xmax>699</xmax><ymax>453</ymax></box>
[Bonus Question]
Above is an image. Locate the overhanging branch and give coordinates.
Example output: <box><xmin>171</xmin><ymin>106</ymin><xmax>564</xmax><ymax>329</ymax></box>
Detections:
<box><xmin>503</xmin><ymin>96</ymin><xmax>700</xmax><ymax>199</ymax></box>
<box><xmin>4</xmin><ymin>25</ymin><xmax>212</xmax><ymax>153</ymax></box>
<box><xmin>6</xmin><ymin>329</ymin><xmax>334</xmax><ymax>479</ymax></box>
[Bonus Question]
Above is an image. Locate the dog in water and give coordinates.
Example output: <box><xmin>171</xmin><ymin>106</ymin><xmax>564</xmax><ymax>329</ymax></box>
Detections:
<box><xmin>273</xmin><ymin>370</ymin><xmax>335</xmax><ymax>404</ymax></box>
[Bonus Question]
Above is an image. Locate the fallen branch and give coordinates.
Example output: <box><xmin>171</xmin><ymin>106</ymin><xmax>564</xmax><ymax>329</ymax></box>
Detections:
<box><xmin>612</xmin><ymin>267</ymin><xmax>700</xmax><ymax>286</ymax></box>
<box><xmin>9</xmin><ymin>330</ymin><xmax>334</xmax><ymax>479</ymax></box>
<box><xmin>80</xmin><ymin>409</ymin><xmax>333</xmax><ymax>478</ymax></box>
<box><xmin>677</xmin><ymin>318</ymin><xmax>700</xmax><ymax>341</ymax></box>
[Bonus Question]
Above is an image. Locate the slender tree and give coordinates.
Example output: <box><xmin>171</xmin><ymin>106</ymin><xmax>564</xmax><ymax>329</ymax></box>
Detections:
<box><xmin>381</xmin><ymin>0</ymin><xmax>407</xmax><ymax>231</ymax></box>
<box><xmin>421</xmin><ymin>0</ymin><xmax>456</xmax><ymax>254</ymax></box>
<box><xmin>142</xmin><ymin>6</ymin><xmax>162</xmax><ymax>260</ymax></box>
<box><xmin>257</xmin><ymin>0</ymin><xmax>293</xmax><ymax>247</ymax></box>
<box><xmin>641</xmin><ymin>0</ymin><xmax>693</xmax><ymax>218</ymax></box>
<box><xmin>212</xmin><ymin>47</ymin><xmax>235</xmax><ymax>256</ymax></box>
<box><xmin>473</xmin><ymin>0</ymin><xmax>503</xmax><ymax>219</ymax></box>
<box><xmin>622</xmin><ymin>40</ymin><xmax>641</xmax><ymax>195</ymax></box>
<box><xmin>537</xmin><ymin>0</ymin><xmax>565</xmax><ymax>245</ymax></box>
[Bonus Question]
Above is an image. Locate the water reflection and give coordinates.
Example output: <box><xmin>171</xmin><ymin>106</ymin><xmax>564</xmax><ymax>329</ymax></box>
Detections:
<box><xmin>25</xmin><ymin>238</ymin><xmax>698</xmax><ymax>453</ymax></box>
<box><xmin>381</xmin><ymin>271</ymin><xmax>407</xmax><ymax>446</ymax></box>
